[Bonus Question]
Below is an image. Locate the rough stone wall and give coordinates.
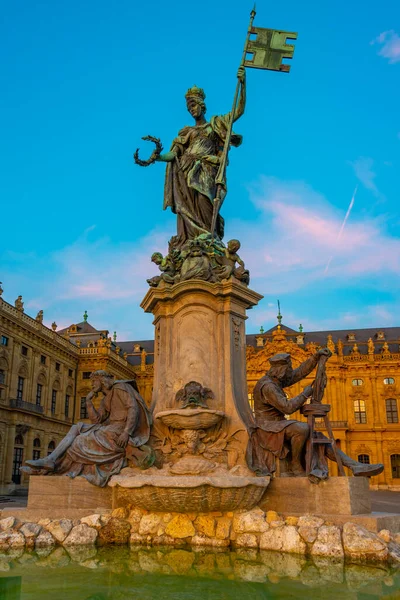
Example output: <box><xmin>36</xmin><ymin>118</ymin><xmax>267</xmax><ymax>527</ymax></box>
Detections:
<box><xmin>1</xmin><ymin>507</ymin><xmax>400</xmax><ymax>565</ymax></box>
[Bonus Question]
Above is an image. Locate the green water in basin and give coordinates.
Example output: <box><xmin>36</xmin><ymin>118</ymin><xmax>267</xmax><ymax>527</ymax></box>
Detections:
<box><xmin>0</xmin><ymin>546</ymin><xmax>399</xmax><ymax>599</ymax></box>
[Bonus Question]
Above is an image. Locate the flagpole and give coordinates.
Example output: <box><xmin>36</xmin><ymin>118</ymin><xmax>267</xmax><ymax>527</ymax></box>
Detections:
<box><xmin>211</xmin><ymin>5</ymin><xmax>257</xmax><ymax>238</ymax></box>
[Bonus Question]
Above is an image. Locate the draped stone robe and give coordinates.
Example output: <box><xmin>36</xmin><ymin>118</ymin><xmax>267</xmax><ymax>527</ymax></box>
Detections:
<box><xmin>164</xmin><ymin>114</ymin><xmax>242</xmax><ymax>247</ymax></box>
<box><xmin>55</xmin><ymin>381</ymin><xmax>151</xmax><ymax>487</ymax></box>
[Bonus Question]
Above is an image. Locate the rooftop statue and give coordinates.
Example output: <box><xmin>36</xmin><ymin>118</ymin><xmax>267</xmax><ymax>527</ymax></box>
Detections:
<box><xmin>23</xmin><ymin>370</ymin><xmax>154</xmax><ymax>487</ymax></box>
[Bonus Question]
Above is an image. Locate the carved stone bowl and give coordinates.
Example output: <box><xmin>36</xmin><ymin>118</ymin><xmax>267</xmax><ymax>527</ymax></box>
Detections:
<box><xmin>155</xmin><ymin>408</ymin><xmax>225</xmax><ymax>430</ymax></box>
<box><xmin>109</xmin><ymin>473</ymin><xmax>270</xmax><ymax>513</ymax></box>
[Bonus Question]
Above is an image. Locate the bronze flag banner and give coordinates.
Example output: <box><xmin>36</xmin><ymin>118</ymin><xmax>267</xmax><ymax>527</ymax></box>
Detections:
<box><xmin>244</xmin><ymin>27</ymin><xmax>297</xmax><ymax>73</ymax></box>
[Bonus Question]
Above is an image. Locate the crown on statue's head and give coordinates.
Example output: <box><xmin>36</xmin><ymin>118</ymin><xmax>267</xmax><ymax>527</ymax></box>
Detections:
<box><xmin>185</xmin><ymin>85</ymin><xmax>206</xmax><ymax>102</ymax></box>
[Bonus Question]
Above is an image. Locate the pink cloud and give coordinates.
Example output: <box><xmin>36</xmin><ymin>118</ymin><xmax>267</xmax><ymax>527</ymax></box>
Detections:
<box><xmin>227</xmin><ymin>177</ymin><xmax>400</xmax><ymax>293</ymax></box>
<box><xmin>371</xmin><ymin>30</ymin><xmax>400</xmax><ymax>64</ymax></box>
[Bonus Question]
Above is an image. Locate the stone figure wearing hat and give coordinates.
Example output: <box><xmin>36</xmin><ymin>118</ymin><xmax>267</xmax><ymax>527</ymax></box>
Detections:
<box><xmin>23</xmin><ymin>370</ymin><xmax>154</xmax><ymax>487</ymax></box>
<box><xmin>156</xmin><ymin>68</ymin><xmax>246</xmax><ymax>248</ymax></box>
<box><xmin>247</xmin><ymin>350</ymin><xmax>384</xmax><ymax>480</ymax></box>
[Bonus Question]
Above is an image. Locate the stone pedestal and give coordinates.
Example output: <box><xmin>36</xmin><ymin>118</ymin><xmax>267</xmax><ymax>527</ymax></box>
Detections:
<box><xmin>259</xmin><ymin>476</ymin><xmax>371</xmax><ymax>515</ymax></box>
<box><xmin>141</xmin><ymin>280</ymin><xmax>262</xmax><ymax>463</ymax></box>
<box><xmin>27</xmin><ymin>475</ymin><xmax>113</xmax><ymax>511</ymax></box>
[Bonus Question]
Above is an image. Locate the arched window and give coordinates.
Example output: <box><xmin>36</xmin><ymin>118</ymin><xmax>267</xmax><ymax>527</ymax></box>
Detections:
<box><xmin>33</xmin><ymin>437</ymin><xmax>41</xmax><ymax>460</ymax></box>
<box><xmin>354</xmin><ymin>399</ymin><xmax>367</xmax><ymax>424</ymax></box>
<box><xmin>47</xmin><ymin>440</ymin><xmax>56</xmax><ymax>456</ymax></box>
<box><xmin>357</xmin><ymin>454</ymin><xmax>370</xmax><ymax>464</ymax></box>
<box><xmin>384</xmin><ymin>377</ymin><xmax>395</xmax><ymax>385</ymax></box>
<box><xmin>352</xmin><ymin>379</ymin><xmax>363</xmax><ymax>386</ymax></box>
<box><xmin>15</xmin><ymin>434</ymin><xmax>24</xmax><ymax>445</ymax></box>
<box><xmin>386</xmin><ymin>399</ymin><xmax>398</xmax><ymax>424</ymax></box>
<box><xmin>391</xmin><ymin>454</ymin><xmax>400</xmax><ymax>479</ymax></box>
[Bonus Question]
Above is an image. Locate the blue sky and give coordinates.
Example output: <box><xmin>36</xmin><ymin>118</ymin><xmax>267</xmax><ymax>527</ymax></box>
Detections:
<box><xmin>1</xmin><ymin>0</ymin><xmax>399</xmax><ymax>340</ymax></box>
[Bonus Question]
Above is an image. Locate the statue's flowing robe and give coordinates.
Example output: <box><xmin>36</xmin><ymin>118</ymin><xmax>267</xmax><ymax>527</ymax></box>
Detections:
<box><xmin>247</xmin><ymin>355</ymin><xmax>319</xmax><ymax>476</ymax></box>
<box><xmin>54</xmin><ymin>382</ymin><xmax>151</xmax><ymax>487</ymax></box>
<box><xmin>164</xmin><ymin>114</ymin><xmax>242</xmax><ymax>247</ymax></box>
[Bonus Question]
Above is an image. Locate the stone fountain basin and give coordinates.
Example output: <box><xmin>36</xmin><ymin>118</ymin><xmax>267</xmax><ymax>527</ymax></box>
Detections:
<box><xmin>109</xmin><ymin>472</ymin><xmax>270</xmax><ymax>513</ymax></box>
<box><xmin>155</xmin><ymin>408</ymin><xmax>225</xmax><ymax>430</ymax></box>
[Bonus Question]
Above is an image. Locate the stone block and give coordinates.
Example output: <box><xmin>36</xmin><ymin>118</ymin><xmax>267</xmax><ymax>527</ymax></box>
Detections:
<box><xmin>311</xmin><ymin>525</ymin><xmax>344</xmax><ymax>559</ymax></box>
<box><xmin>260</xmin><ymin>525</ymin><xmax>306</xmax><ymax>554</ymax></box>
<box><xmin>139</xmin><ymin>514</ymin><xmax>161</xmax><ymax>535</ymax></box>
<box><xmin>342</xmin><ymin>522</ymin><xmax>388</xmax><ymax>562</ymax></box>
<box><xmin>215</xmin><ymin>516</ymin><xmax>231</xmax><ymax>539</ymax></box>
<box><xmin>165</xmin><ymin>515</ymin><xmax>195</xmax><ymax>539</ymax></box>
<box><xmin>27</xmin><ymin>476</ymin><xmax>113</xmax><ymax>511</ymax></box>
<box><xmin>194</xmin><ymin>515</ymin><xmax>215</xmax><ymax>538</ymax></box>
<box><xmin>45</xmin><ymin>519</ymin><xmax>73</xmax><ymax>543</ymax></box>
<box><xmin>233</xmin><ymin>508</ymin><xmax>268</xmax><ymax>533</ymax></box>
<box><xmin>97</xmin><ymin>518</ymin><xmax>130</xmax><ymax>545</ymax></box>
<box><xmin>63</xmin><ymin>524</ymin><xmax>98</xmax><ymax>546</ymax></box>
<box><xmin>235</xmin><ymin>533</ymin><xmax>259</xmax><ymax>548</ymax></box>
<box><xmin>260</xmin><ymin>477</ymin><xmax>371</xmax><ymax>515</ymax></box>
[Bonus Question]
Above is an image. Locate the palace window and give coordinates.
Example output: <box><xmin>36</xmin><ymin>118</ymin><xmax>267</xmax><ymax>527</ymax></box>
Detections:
<box><xmin>80</xmin><ymin>397</ymin><xmax>88</xmax><ymax>419</ymax></box>
<box><xmin>55</xmin><ymin>362</ymin><xmax>60</xmax><ymax>372</ymax></box>
<box><xmin>40</xmin><ymin>355</ymin><xmax>46</xmax><ymax>365</ymax></box>
<box><xmin>248</xmin><ymin>392</ymin><xmax>254</xmax><ymax>411</ymax></box>
<box><xmin>82</xmin><ymin>372</ymin><xmax>91</xmax><ymax>380</ymax></box>
<box><xmin>1</xmin><ymin>336</ymin><xmax>8</xmax><ymax>346</ymax></box>
<box><xmin>384</xmin><ymin>377</ymin><xmax>395</xmax><ymax>385</ymax></box>
<box><xmin>21</xmin><ymin>345</ymin><xmax>28</xmax><ymax>356</ymax></box>
<box><xmin>0</xmin><ymin>369</ymin><xmax>5</xmax><ymax>385</ymax></box>
<box><xmin>68</xmin><ymin>369</ymin><xmax>73</xmax><ymax>377</ymax></box>
<box><xmin>32</xmin><ymin>438</ymin><xmax>41</xmax><ymax>461</ymax></box>
<box><xmin>36</xmin><ymin>383</ymin><xmax>42</xmax><ymax>406</ymax></box>
<box><xmin>352</xmin><ymin>379</ymin><xmax>363</xmax><ymax>386</ymax></box>
<box><xmin>65</xmin><ymin>394</ymin><xmax>70</xmax><ymax>418</ymax></box>
<box><xmin>47</xmin><ymin>441</ymin><xmax>55</xmax><ymax>456</ymax></box>
<box><xmin>391</xmin><ymin>455</ymin><xmax>400</xmax><ymax>479</ymax></box>
<box><xmin>17</xmin><ymin>376</ymin><xmax>24</xmax><ymax>401</ymax></box>
<box><xmin>354</xmin><ymin>399</ymin><xmax>367</xmax><ymax>424</ymax></box>
<box><xmin>12</xmin><ymin>435</ymin><xmax>24</xmax><ymax>485</ymax></box>
<box><xmin>51</xmin><ymin>390</ymin><xmax>57</xmax><ymax>414</ymax></box>
<box><xmin>357</xmin><ymin>454</ymin><xmax>370</xmax><ymax>464</ymax></box>
<box><xmin>386</xmin><ymin>398</ymin><xmax>399</xmax><ymax>424</ymax></box>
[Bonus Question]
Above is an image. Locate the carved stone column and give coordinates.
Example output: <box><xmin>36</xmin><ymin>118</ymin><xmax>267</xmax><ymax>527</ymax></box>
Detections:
<box><xmin>141</xmin><ymin>280</ymin><xmax>262</xmax><ymax>462</ymax></box>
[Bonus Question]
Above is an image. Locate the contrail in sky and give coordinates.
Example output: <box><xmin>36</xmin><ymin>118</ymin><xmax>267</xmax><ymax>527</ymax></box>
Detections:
<box><xmin>324</xmin><ymin>185</ymin><xmax>358</xmax><ymax>275</ymax></box>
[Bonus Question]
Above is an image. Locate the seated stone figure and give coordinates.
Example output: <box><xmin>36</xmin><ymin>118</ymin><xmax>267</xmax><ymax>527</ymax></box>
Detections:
<box><xmin>247</xmin><ymin>351</ymin><xmax>384</xmax><ymax>481</ymax></box>
<box><xmin>23</xmin><ymin>370</ymin><xmax>154</xmax><ymax>487</ymax></box>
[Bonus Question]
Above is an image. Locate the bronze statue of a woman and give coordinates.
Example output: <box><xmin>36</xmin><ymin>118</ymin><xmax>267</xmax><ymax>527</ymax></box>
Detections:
<box><xmin>155</xmin><ymin>67</ymin><xmax>246</xmax><ymax>248</ymax></box>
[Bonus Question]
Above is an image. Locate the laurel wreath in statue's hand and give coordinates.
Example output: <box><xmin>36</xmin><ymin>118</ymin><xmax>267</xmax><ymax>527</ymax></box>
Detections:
<box><xmin>133</xmin><ymin>135</ymin><xmax>163</xmax><ymax>167</ymax></box>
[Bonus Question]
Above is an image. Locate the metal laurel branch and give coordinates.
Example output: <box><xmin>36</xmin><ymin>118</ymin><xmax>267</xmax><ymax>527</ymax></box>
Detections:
<box><xmin>134</xmin><ymin>135</ymin><xmax>163</xmax><ymax>167</ymax></box>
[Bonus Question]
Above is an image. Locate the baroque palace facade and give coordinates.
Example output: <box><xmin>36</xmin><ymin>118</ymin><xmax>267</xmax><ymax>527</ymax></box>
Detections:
<box><xmin>1</xmin><ymin>290</ymin><xmax>400</xmax><ymax>492</ymax></box>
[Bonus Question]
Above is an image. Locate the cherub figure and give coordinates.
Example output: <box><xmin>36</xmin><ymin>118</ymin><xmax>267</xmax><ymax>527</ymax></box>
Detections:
<box><xmin>147</xmin><ymin>251</ymin><xmax>176</xmax><ymax>287</ymax></box>
<box><xmin>216</xmin><ymin>239</ymin><xmax>250</xmax><ymax>284</ymax></box>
